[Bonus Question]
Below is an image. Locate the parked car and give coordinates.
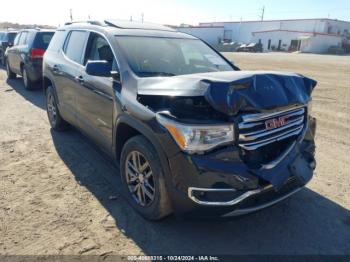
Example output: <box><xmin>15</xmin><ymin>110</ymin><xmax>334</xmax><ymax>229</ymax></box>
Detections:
<box><xmin>5</xmin><ymin>29</ymin><xmax>54</xmax><ymax>89</ymax></box>
<box><xmin>43</xmin><ymin>20</ymin><xmax>317</xmax><ymax>220</ymax></box>
<box><xmin>0</xmin><ymin>30</ymin><xmax>18</xmax><ymax>66</ymax></box>
<box><xmin>236</xmin><ymin>42</ymin><xmax>263</xmax><ymax>52</ymax></box>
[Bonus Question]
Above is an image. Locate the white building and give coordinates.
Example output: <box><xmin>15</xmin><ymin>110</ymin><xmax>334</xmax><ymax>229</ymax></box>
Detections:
<box><xmin>177</xmin><ymin>18</ymin><xmax>350</xmax><ymax>53</ymax></box>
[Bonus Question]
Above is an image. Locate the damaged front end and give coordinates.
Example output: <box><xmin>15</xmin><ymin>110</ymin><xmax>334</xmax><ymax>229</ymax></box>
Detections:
<box><xmin>137</xmin><ymin>71</ymin><xmax>317</xmax><ymax>217</ymax></box>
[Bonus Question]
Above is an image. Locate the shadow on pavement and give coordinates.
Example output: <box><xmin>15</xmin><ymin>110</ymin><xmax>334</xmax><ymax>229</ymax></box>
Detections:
<box><xmin>5</xmin><ymin>76</ymin><xmax>45</xmax><ymax>110</ymax></box>
<box><xmin>50</xmin><ymin>128</ymin><xmax>350</xmax><ymax>255</ymax></box>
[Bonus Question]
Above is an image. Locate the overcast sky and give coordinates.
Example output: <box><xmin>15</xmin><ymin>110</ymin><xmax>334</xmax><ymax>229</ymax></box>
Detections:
<box><xmin>1</xmin><ymin>0</ymin><xmax>350</xmax><ymax>26</ymax></box>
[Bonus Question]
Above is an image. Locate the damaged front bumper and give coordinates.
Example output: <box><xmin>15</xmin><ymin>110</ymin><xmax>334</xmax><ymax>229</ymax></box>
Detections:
<box><xmin>163</xmin><ymin>118</ymin><xmax>316</xmax><ymax>218</ymax></box>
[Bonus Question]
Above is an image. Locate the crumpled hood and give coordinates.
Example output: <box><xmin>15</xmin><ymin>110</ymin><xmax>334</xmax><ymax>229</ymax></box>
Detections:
<box><xmin>137</xmin><ymin>71</ymin><xmax>317</xmax><ymax>115</ymax></box>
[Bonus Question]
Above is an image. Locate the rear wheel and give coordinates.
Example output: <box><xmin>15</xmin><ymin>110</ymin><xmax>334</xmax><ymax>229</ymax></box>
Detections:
<box><xmin>6</xmin><ymin>60</ymin><xmax>16</xmax><ymax>79</ymax></box>
<box><xmin>120</xmin><ymin>135</ymin><xmax>172</xmax><ymax>220</ymax></box>
<box><xmin>46</xmin><ymin>86</ymin><xmax>68</xmax><ymax>131</ymax></box>
<box><xmin>22</xmin><ymin>67</ymin><xmax>35</xmax><ymax>90</ymax></box>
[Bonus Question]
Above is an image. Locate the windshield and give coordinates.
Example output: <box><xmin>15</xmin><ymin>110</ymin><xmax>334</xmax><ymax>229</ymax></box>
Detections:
<box><xmin>115</xmin><ymin>36</ymin><xmax>234</xmax><ymax>77</ymax></box>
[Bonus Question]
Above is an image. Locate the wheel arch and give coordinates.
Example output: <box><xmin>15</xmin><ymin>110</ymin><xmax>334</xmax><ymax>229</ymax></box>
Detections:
<box><xmin>114</xmin><ymin>115</ymin><xmax>172</xmax><ymax>182</ymax></box>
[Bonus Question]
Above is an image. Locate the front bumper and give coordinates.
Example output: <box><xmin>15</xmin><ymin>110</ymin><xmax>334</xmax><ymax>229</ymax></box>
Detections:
<box><xmin>161</xmin><ymin>119</ymin><xmax>316</xmax><ymax>218</ymax></box>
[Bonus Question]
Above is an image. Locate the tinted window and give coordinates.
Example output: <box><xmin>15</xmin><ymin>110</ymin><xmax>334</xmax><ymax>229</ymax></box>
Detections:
<box><xmin>33</xmin><ymin>32</ymin><xmax>54</xmax><ymax>49</ymax></box>
<box><xmin>8</xmin><ymin>33</ymin><xmax>17</xmax><ymax>43</ymax></box>
<box><xmin>84</xmin><ymin>33</ymin><xmax>115</xmax><ymax>69</ymax></box>
<box><xmin>64</xmin><ymin>31</ymin><xmax>88</xmax><ymax>64</ymax></box>
<box><xmin>0</xmin><ymin>33</ymin><xmax>4</xmax><ymax>41</ymax></box>
<box><xmin>116</xmin><ymin>36</ymin><xmax>233</xmax><ymax>77</ymax></box>
<box><xmin>47</xmin><ymin>30</ymin><xmax>66</xmax><ymax>52</ymax></box>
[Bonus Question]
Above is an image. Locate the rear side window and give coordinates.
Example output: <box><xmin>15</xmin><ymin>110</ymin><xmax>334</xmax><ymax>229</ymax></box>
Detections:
<box><xmin>47</xmin><ymin>30</ymin><xmax>66</xmax><ymax>53</ymax></box>
<box><xmin>64</xmin><ymin>31</ymin><xmax>88</xmax><ymax>64</ymax></box>
<box><xmin>33</xmin><ymin>32</ymin><xmax>54</xmax><ymax>50</ymax></box>
<box><xmin>18</xmin><ymin>32</ymin><xmax>28</xmax><ymax>45</ymax></box>
<box><xmin>13</xmin><ymin>33</ymin><xmax>21</xmax><ymax>46</ymax></box>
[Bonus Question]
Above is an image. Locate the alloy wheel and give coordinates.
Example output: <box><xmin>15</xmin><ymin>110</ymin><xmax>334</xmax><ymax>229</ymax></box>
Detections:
<box><xmin>125</xmin><ymin>151</ymin><xmax>155</xmax><ymax>207</ymax></box>
<box><xmin>47</xmin><ymin>93</ymin><xmax>57</xmax><ymax>126</ymax></box>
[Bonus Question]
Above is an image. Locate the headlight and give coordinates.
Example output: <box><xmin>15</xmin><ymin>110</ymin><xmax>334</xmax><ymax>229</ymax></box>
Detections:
<box><xmin>156</xmin><ymin>114</ymin><xmax>235</xmax><ymax>154</ymax></box>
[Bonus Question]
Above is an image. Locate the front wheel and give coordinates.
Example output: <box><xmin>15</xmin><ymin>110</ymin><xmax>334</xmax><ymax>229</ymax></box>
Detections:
<box><xmin>46</xmin><ymin>86</ymin><xmax>68</xmax><ymax>131</ymax></box>
<box><xmin>120</xmin><ymin>135</ymin><xmax>172</xmax><ymax>220</ymax></box>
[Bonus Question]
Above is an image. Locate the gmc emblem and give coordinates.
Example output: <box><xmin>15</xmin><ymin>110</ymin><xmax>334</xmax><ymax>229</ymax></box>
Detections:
<box><xmin>265</xmin><ymin>116</ymin><xmax>289</xmax><ymax>130</ymax></box>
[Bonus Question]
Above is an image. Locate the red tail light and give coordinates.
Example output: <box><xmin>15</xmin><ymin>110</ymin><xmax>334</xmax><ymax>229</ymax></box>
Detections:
<box><xmin>30</xmin><ymin>48</ymin><xmax>45</xmax><ymax>59</ymax></box>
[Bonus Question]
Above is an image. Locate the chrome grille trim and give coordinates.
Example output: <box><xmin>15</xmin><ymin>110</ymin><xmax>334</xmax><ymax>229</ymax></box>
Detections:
<box><xmin>238</xmin><ymin>107</ymin><xmax>306</xmax><ymax>151</ymax></box>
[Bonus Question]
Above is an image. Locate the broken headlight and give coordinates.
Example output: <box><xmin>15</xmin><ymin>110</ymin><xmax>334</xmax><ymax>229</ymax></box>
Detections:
<box><xmin>156</xmin><ymin>114</ymin><xmax>234</xmax><ymax>154</ymax></box>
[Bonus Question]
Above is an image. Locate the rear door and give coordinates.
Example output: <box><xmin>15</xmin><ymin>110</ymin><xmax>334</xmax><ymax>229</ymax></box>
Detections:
<box><xmin>56</xmin><ymin>30</ymin><xmax>89</xmax><ymax>125</ymax></box>
<box><xmin>13</xmin><ymin>31</ymin><xmax>30</xmax><ymax>73</ymax></box>
<box><xmin>76</xmin><ymin>32</ymin><xmax>116</xmax><ymax>149</ymax></box>
<box><xmin>7</xmin><ymin>32</ymin><xmax>22</xmax><ymax>73</ymax></box>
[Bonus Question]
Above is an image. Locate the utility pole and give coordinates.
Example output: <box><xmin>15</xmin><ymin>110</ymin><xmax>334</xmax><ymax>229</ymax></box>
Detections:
<box><xmin>69</xmin><ymin>9</ymin><xmax>73</xmax><ymax>22</ymax></box>
<box><xmin>130</xmin><ymin>16</ymin><xmax>133</xmax><ymax>22</ymax></box>
<box><xmin>259</xmin><ymin>6</ymin><xmax>265</xmax><ymax>21</ymax></box>
<box><xmin>141</xmin><ymin>13</ymin><xmax>144</xmax><ymax>23</ymax></box>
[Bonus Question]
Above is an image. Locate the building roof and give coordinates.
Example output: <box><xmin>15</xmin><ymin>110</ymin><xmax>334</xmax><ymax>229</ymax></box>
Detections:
<box><xmin>199</xmin><ymin>18</ymin><xmax>350</xmax><ymax>25</ymax></box>
<box><xmin>252</xmin><ymin>29</ymin><xmax>342</xmax><ymax>37</ymax></box>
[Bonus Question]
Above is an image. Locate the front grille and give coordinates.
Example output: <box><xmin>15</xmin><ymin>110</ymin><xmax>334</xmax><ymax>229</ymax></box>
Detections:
<box><xmin>238</xmin><ymin>107</ymin><xmax>306</xmax><ymax>151</ymax></box>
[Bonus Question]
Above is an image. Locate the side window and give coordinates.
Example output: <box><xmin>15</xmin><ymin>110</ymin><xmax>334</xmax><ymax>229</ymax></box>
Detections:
<box><xmin>64</xmin><ymin>31</ymin><xmax>88</xmax><ymax>64</ymax></box>
<box><xmin>13</xmin><ymin>33</ymin><xmax>21</xmax><ymax>46</ymax></box>
<box><xmin>18</xmin><ymin>32</ymin><xmax>28</xmax><ymax>45</ymax></box>
<box><xmin>84</xmin><ymin>33</ymin><xmax>116</xmax><ymax>69</ymax></box>
<box><xmin>47</xmin><ymin>30</ymin><xmax>66</xmax><ymax>53</ymax></box>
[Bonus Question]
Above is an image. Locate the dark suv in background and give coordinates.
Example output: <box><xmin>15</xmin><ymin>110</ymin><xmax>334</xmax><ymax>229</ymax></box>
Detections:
<box><xmin>6</xmin><ymin>29</ymin><xmax>54</xmax><ymax>89</ymax></box>
<box><xmin>0</xmin><ymin>30</ymin><xmax>18</xmax><ymax>66</ymax></box>
<box><xmin>43</xmin><ymin>20</ymin><xmax>317</xmax><ymax>220</ymax></box>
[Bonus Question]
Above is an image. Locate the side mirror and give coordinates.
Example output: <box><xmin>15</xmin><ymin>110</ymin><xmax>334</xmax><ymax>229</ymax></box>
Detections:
<box><xmin>7</xmin><ymin>42</ymin><xmax>13</xmax><ymax>47</ymax></box>
<box><xmin>85</xmin><ymin>60</ymin><xmax>112</xmax><ymax>77</ymax></box>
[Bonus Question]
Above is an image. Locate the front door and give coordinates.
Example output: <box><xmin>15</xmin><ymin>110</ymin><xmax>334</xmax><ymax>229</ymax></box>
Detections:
<box><xmin>76</xmin><ymin>32</ymin><xmax>116</xmax><ymax>150</ymax></box>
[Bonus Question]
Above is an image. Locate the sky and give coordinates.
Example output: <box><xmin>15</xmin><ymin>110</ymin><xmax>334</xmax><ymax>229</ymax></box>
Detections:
<box><xmin>1</xmin><ymin>0</ymin><xmax>350</xmax><ymax>27</ymax></box>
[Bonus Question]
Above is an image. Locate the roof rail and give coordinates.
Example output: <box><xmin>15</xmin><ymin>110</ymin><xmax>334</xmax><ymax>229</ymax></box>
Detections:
<box><xmin>64</xmin><ymin>20</ymin><xmax>105</xmax><ymax>26</ymax></box>
<box><xmin>104</xmin><ymin>19</ymin><xmax>175</xmax><ymax>31</ymax></box>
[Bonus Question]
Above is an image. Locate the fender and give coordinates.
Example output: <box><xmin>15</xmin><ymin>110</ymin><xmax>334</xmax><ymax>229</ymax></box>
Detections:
<box><xmin>113</xmin><ymin>114</ymin><xmax>175</xmax><ymax>184</ymax></box>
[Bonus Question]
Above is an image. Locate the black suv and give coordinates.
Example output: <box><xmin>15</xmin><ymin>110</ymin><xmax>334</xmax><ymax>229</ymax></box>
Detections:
<box><xmin>43</xmin><ymin>20</ymin><xmax>317</xmax><ymax>220</ymax></box>
<box><xmin>6</xmin><ymin>29</ymin><xmax>54</xmax><ymax>89</ymax></box>
<box><xmin>0</xmin><ymin>30</ymin><xmax>17</xmax><ymax>66</ymax></box>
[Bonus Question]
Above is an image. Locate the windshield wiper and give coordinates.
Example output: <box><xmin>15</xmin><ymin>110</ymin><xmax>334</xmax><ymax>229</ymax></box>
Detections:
<box><xmin>138</xmin><ymin>71</ymin><xmax>175</xmax><ymax>77</ymax></box>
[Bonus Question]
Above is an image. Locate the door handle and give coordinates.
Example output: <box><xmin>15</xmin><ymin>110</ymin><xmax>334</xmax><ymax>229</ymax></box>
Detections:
<box><xmin>75</xmin><ymin>75</ymin><xmax>85</xmax><ymax>84</ymax></box>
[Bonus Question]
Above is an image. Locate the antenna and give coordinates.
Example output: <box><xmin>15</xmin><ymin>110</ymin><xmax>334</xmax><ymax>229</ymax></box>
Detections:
<box><xmin>69</xmin><ymin>9</ymin><xmax>73</xmax><ymax>21</ymax></box>
<box><xmin>259</xmin><ymin>6</ymin><xmax>265</xmax><ymax>21</ymax></box>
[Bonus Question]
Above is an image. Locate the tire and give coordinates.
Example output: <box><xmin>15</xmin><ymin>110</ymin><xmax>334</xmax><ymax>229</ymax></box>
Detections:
<box><xmin>0</xmin><ymin>52</ymin><xmax>3</xmax><ymax>66</ymax></box>
<box><xmin>45</xmin><ymin>85</ymin><xmax>68</xmax><ymax>131</ymax></box>
<box><xmin>22</xmin><ymin>67</ymin><xmax>35</xmax><ymax>90</ymax></box>
<box><xmin>6</xmin><ymin>60</ymin><xmax>16</xmax><ymax>79</ymax></box>
<box><xmin>120</xmin><ymin>135</ymin><xmax>172</xmax><ymax>220</ymax></box>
